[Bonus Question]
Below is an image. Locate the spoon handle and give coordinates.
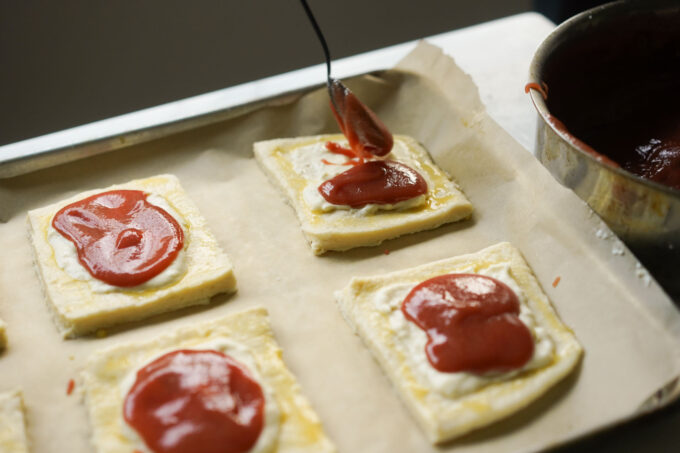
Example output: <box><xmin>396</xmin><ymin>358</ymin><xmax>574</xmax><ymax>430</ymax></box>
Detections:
<box><xmin>299</xmin><ymin>0</ymin><xmax>333</xmax><ymax>84</ymax></box>
<box><xmin>298</xmin><ymin>0</ymin><xmax>394</xmax><ymax>158</ymax></box>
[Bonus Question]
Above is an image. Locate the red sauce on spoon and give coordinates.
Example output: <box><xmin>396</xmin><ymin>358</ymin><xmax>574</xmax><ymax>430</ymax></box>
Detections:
<box><xmin>329</xmin><ymin>79</ymin><xmax>393</xmax><ymax>158</ymax></box>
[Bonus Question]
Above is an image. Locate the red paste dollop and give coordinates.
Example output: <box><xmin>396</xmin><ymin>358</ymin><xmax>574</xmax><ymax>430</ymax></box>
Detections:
<box><xmin>401</xmin><ymin>274</ymin><xmax>534</xmax><ymax>374</ymax></box>
<box><xmin>318</xmin><ymin>160</ymin><xmax>427</xmax><ymax>208</ymax></box>
<box><xmin>52</xmin><ymin>190</ymin><xmax>184</xmax><ymax>287</ymax></box>
<box><xmin>124</xmin><ymin>349</ymin><xmax>265</xmax><ymax>453</ymax></box>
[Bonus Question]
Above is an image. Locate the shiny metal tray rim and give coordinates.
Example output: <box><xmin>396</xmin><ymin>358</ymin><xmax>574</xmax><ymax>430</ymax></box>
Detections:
<box><xmin>0</xmin><ymin>40</ymin><xmax>424</xmax><ymax>179</ymax></box>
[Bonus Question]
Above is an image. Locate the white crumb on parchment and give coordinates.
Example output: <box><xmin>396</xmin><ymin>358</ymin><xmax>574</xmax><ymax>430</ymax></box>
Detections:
<box><xmin>595</xmin><ymin>228</ymin><xmax>611</xmax><ymax>240</ymax></box>
<box><xmin>635</xmin><ymin>262</ymin><xmax>652</xmax><ymax>287</ymax></box>
<box><xmin>594</xmin><ymin>225</ymin><xmax>624</xmax><ymax>255</ymax></box>
<box><xmin>611</xmin><ymin>242</ymin><xmax>625</xmax><ymax>256</ymax></box>
<box><xmin>594</xmin><ymin>225</ymin><xmax>653</xmax><ymax>286</ymax></box>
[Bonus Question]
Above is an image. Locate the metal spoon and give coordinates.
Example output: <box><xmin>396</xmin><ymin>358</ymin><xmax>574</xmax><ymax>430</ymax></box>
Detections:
<box><xmin>299</xmin><ymin>0</ymin><xmax>393</xmax><ymax>157</ymax></box>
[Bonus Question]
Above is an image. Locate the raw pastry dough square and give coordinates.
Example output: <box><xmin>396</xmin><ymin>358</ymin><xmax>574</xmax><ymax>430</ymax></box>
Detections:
<box><xmin>254</xmin><ymin>134</ymin><xmax>473</xmax><ymax>254</ymax></box>
<box><xmin>27</xmin><ymin>174</ymin><xmax>237</xmax><ymax>338</ymax></box>
<box><xmin>335</xmin><ymin>242</ymin><xmax>582</xmax><ymax>443</ymax></box>
<box><xmin>81</xmin><ymin>307</ymin><xmax>336</xmax><ymax>453</ymax></box>
<box><xmin>0</xmin><ymin>389</ymin><xmax>29</xmax><ymax>453</ymax></box>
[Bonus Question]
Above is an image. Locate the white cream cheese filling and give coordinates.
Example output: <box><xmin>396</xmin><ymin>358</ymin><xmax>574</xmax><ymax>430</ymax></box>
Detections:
<box><xmin>373</xmin><ymin>263</ymin><xmax>554</xmax><ymax>398</ymax></box>
<box><xmin>288</xmin><ymin>139</ymin><xmax>430</xmax><ymax>214</ymax></box>
<box><xmin>47</xmin><ymin>193</ymin><xmax>188</xmax><ymax>293</ymax></box>
<box><xmin>119</xmin><ymin>339</ymin><xmax>281</xmax><ymax>453</ymax></box>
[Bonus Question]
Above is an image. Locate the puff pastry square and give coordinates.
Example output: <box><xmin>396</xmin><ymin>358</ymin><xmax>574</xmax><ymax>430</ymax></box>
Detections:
<box><xmin>254</xmin><ymin>134</ymin><xmax>472</xmax><ymax>254</ymax></box>
<box><xmin>27</xmin><ymin>174</ymin><xmax>236</xmax><ymax>338</ymax></box>
<box><xmin>81</xmin><ymin>307</ymin><xmax>336</xmax><ymax>453</ymax></box>
<box><xmin>0</xmin><ymin>389</ymin><xmax>29</xmax><ymax>453</ymax></box>
<box><xmin>335</xmin><ymin>242</ymin><xmax>582</xmax><ymax>443</ymax></box>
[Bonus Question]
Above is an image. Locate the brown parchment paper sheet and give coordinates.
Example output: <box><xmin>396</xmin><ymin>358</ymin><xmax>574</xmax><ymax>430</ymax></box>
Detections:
<box><xmin>1</xmin><ymin>42</ymin><xmax>680</xmax><ymax>453</ymax></box>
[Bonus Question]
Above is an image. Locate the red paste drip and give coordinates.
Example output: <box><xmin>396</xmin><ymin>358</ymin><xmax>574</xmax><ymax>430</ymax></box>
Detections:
<box><xmin>329</xmin><ymin>80</ymin><xmax>393</xmax><ymax>157</ymax></box>
<box><xmin>52</xmin><ymin>190</ymin><xmax>184</xmax><ymax>287</ymax></box>
<box><xmin>324</xmin><ymin>141</ymin><xmax>364</xmax><ymax>166</ymax></box>
<box><xmin>401</xmin><ymin>274</ymin><xmax>534</xmax><ymax>374</ymax></box>
<box><xmin>318</xmin><ymin>160</ymin><xmax>427</xmax><ymax>208</ymax></box>
<box><xmin>124</xmin><ymin>350</ymin><xmax>265</xmax><ymax>453</ymax></box>
<box><xmin>524</xmin><ymin>81</ymin><xmax>549</xmax><ymax>100</ymax></box>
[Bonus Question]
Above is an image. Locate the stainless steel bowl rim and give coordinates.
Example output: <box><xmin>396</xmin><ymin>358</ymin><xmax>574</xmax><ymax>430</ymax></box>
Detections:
<box><xmin>528</xmin><ymin>0</ymin><xmax>680</xmax><ymax>199</ymax></box>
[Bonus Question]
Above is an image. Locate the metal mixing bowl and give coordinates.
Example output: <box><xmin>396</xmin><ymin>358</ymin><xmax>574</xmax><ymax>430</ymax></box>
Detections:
<box><xmin>528</xmin><ymin>0</ymin><xmax>680</xmax><ymax>299</ymax></box>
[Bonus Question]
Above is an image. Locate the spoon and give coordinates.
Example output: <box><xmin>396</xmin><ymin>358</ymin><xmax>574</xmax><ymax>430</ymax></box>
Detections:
<box><xmin>299</xmin><ymin>0</ymin><xmax>394</xmax><ymax>158</ymax></box>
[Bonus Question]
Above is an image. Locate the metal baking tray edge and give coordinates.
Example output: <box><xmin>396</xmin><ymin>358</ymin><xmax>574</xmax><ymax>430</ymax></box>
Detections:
<box><xmin>0</xmin><ymin>41</ymin><xmax>422</xmax><ymax>179</ymax></box>
<box><xmin>0</xmin><ymin>71</ymin><xmax>375</xmax><ymax>179</ymax></box>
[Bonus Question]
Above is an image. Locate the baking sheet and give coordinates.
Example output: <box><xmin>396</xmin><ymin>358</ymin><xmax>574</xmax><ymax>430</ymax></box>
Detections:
<box><xmin>1</xmin><ymin>41</ymin><xmax>680</xmax><ymax>453</ymax></box>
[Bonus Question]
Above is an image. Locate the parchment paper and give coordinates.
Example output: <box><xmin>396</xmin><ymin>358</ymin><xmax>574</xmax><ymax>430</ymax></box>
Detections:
<box><xmin>1</xmin><ymin>42</ymin><xmax>680</xmax><ymax>453</ymax></box>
